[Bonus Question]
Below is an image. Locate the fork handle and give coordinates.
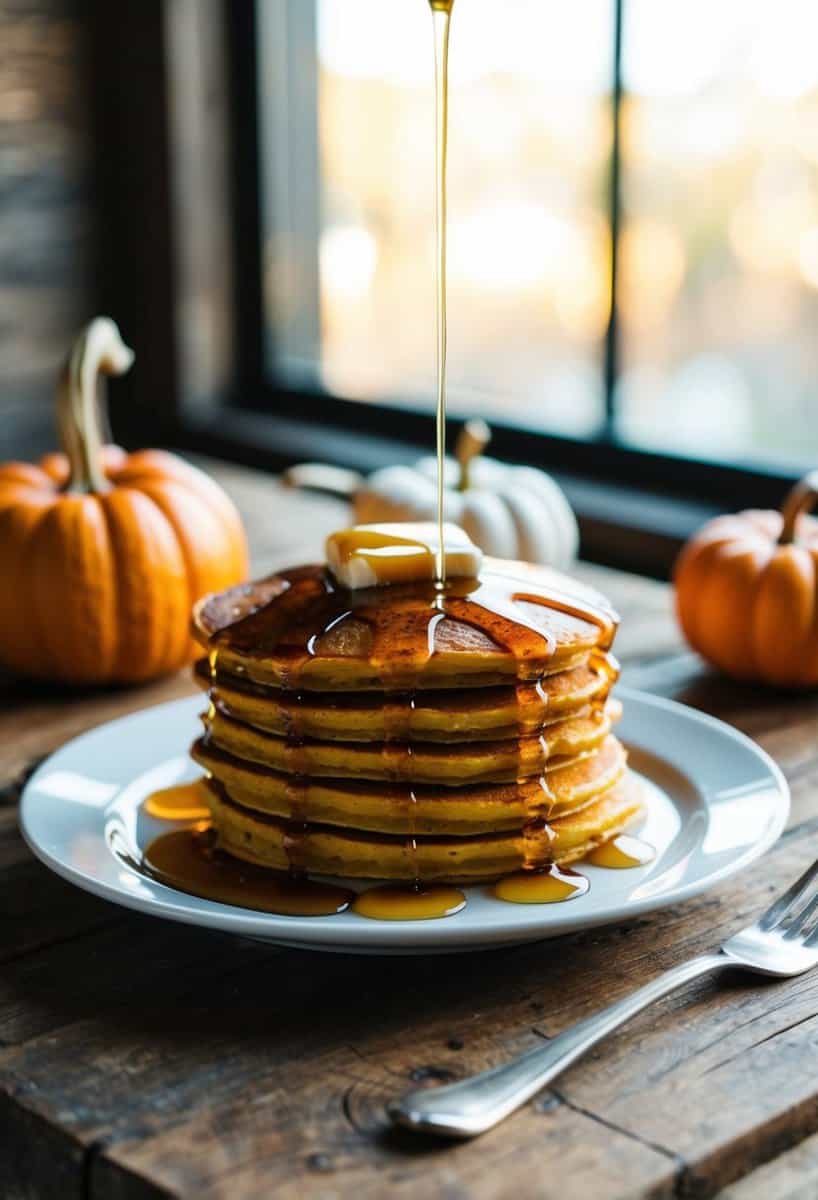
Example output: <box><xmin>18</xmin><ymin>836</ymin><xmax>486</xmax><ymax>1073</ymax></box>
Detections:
<box><xmin>389</xmin><ymin>951</ymin><xmax>729</xmax><ymax>1138</ymax></box>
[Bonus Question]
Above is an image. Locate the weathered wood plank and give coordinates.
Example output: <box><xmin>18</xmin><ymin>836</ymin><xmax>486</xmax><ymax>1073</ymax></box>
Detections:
<box><xmin>0</xmin><ymin>916</ymin><xmax>272</xmax><ymax>1046</ymax></box>
<box><xmin>0</xmin><ymin>924</ymin><xmax>281</xmax><ymax>1197</ymax></box>
<box><xmin>93</xmin><ymin>1098</ymin><xmax>674</xmax><ymax>1200</ymax></box>
<box><xmin>0</xmin><ymin>931</ymin><xmax>676</xmax><ymax>1200</ymax></box>
<box><xmin>717</xmin><ymin>1129</ymin><xmax>818</xmax><ymax>1199</ymax></box>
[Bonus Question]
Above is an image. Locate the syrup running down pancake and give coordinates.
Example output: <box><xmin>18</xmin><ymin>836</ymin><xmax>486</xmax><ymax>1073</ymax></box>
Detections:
<box><xmin>192</xmin><ymin>653</ymin><xmax>619</xmax><ymax>742</ymax></box>
<box><xmin>191</xmin><ymin>732</ymin><xmax>628</xmax><ymax>836</ymax></box>
<box><xmin>199</xmin><ymin>700</ymin><xmax>618</xmax><ymax>785</ymax></box>
<box><xmin>191</xmin><ymin>558</ymin><xmax>617</xmax><ymax>690</ymax></box>
<box><xmin>182</xmin><ymin>552</ymin><xmax>643</xmax><ymax>890</ymax></box>
<box><xmin>204</xmin><ymin>774</ymin><xmax>644</xmax><ymax>882</ymax></box>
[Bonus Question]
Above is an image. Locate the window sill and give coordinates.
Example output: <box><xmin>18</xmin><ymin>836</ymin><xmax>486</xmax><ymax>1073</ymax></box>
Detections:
<box><xmin>174</xmin><ymin>408</ymin><xmax>720</xmax><ymax>580</ymax></box>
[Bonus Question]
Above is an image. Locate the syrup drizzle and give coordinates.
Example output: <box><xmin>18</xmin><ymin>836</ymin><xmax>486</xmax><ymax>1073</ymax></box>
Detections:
<box><xmin>282</xmin><ymin>687</ymin><xmax>309</xmax><ymax>874</ymax></box>
<box><xmin>206</xmin><ymin>646</ymin><xmax>219</xmax><ymax>727</ymax></box>
<box><xmin>430</xmin><ymin>0</ymin><xmax>453</xmax><ymax>584</ymax></box>
<box><xmin>380</xmin><ymin>690</ymin><xmax>421</xmax><ymax>881</ymax></box>
<box><xmin>329</xmin><ymin>528</ymin><xmax>437</xmax><ymax>586</ymax></box>
<box><xmin>203</xmin><ymin>653</ymin><xmax>617</xmax><ymax>740</ymax></box>
<box><xmin>519</xmin><ymin>770</ymin><xmax>556</xmax><ymax>872</ymax></box>
<box><xmin>210</xmin><ymin>567</ymin><xmax>616</xmax><ymax>693</ymax></box>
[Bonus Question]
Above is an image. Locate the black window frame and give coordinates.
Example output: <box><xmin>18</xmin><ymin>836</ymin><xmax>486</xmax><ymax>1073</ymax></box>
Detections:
<box><xmin>87</xmin><ymin>0</ymin><xmax>806</xmax><ymax>579</ymax></box>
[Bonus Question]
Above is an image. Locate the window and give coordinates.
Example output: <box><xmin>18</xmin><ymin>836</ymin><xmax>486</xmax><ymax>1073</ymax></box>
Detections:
<box><xmin>258</xmin><ymin>0</ymin><xmax>612</xmax><ymax>439</ymax></box>
<box><xmin>254</xmin><ymin>0</ymin><xmax>818</xmax><ymax>473</ymax></box>
<box><xmin>91</xmin><ymin>0</ymin><xmax>818</xmax><ymax>578</ymax></box>
<box><xmin>618</xmin><ymin>0</ymin><xmax>818</xmax><ymax>469</ymax></box>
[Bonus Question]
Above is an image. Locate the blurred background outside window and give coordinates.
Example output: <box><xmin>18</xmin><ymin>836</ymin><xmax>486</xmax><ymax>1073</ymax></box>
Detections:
<box><xmin>258</xmin><ymin>0</ymin><xmax>818</xmax><ymax>471</ymax></box>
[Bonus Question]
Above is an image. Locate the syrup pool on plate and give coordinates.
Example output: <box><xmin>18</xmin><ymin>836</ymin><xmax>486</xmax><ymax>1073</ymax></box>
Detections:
<box><xmin>492</xmin><ymin>833</ymin><xmax>655</xmax><ymax>905</ymax></box>
<box><xmin>143</xmin><ymin>779</ymin><xmax>211</xmax><ymax>821</ymax></box>
<box><xmin>493</xmin><ymin>864</ymin><xmax>590</xmax><ymax>905</ymax></box>
<box><xmin>352</xmin><ymin>882</ymin><xmax>466</xmax><ymax>921</ymax></box>
<box><xmin>142</xmin><ymin>826</ymin><xmax>355</xmax><ymax>917</ymax></box>
<box><xmin>585</xmin><ymin>835</ymin><xmax>655</xmax><ymax>869</ymax></box>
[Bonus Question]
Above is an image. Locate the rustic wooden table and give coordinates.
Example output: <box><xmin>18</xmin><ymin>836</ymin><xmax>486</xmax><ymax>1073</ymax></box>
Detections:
<box><xmin>4</xmin><ymin>461</ymin><xmax>818</xmax><ymax>1200</ymax></box>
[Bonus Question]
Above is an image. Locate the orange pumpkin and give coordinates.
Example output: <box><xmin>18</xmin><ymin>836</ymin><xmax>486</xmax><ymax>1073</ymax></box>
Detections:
<box><xmin>0</xmin><ymin>318</ymin><xmax>249</xmax><ymax>684</ymax></box>
<box><xmin>674</xmin><ymin>472</ymin><xmax>818</xmax><ymax>687</ymax></box>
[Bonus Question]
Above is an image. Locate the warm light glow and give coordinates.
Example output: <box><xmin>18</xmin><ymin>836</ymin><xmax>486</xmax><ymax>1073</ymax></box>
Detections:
<box><xmin>748</xmin><ymin>0</ymin><xmax>818</xmax><ymax>100</ymax></box>
<box><xmin>259</xmin><ymin>0</ymin><xmax>818</xmax><ymax>465</ymax></box>
<box><xmin>798</xmin><ymin>227</ymin><xmax>818</xmax><ymax>290</ymax></box>
<box><xmin>320</xmin><ymin>226</ymin><xmax>378</xmax><ymax>300</ymax></box>
<box><xmin>319</xmin><ymin>0</ymin><xmax>611</xmax><ymax>89</ymax></box>
<box><xmin>619</xmin><ymin>222</ymin><xmax>685</xmax><ymax>332</ymax></box>
<box><xmin>449</xmin><ymin>204</ymin><xmax>560</xmax><ymax>291</ymax></box>
<box><xmin>729</xmin><ymin>181</ymin><xmax>817</xmax><ymax>276</ymax></box>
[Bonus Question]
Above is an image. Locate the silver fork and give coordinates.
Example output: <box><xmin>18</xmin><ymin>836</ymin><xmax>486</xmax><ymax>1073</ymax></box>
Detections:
<box><xmin>389</xmin><ymin>857</ymin><xmax>818</xmax><ymax>1139</ymax></box>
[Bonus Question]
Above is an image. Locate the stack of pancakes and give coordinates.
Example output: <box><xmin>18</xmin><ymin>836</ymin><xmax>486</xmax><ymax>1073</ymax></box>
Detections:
<box><xmin>191</xmin><ymin>558</ymin><xmax>643</xmax><ymax>882</ymax></box>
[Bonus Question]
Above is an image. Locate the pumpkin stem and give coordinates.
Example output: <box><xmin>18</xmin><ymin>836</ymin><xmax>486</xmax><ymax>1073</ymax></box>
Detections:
<box><xmin>56</xmin><ymin>318</ymin><xmax>134</xmax><ymax>493</ymax></box>
<box><xmin>779</xmin><ymin>471</ymin><xmax>818</xmax><ymax>545</ymax></box>
<box><xmin>455</xmin><ymin>419</ymin><xmax>491</xmax><ymax>492</ymax></box>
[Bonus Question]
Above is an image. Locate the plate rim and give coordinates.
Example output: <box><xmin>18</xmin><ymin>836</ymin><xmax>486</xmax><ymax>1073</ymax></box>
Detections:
<box><xmin>19</xmin><ymin>686</ymin><xmax>790</xmax><ymax>951</ymax></box>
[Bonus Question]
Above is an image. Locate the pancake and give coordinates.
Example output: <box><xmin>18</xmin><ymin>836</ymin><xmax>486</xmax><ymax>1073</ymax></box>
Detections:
<box><xmin>202</xmin><ymin>701</ymin><xmax>618</xmax><ymax>785</ymax></box>
<box><xmin>192</xmin><ymin>558</ymin><xmax>618</xmax><ymax>691</ymax></box>
<box><xmin>194</xmin><ymin>653</ymin><xmax>618</xmax><ymax>742</ymax></box>
<box><xmin>191</xmin><ymin>733</ymin><xmax>628</xmax><ymax>835</ymax></box>
<box><xmin>204</xmin><ymin>772</ymin><xmax>645</xmax><ymax>881</ymax></box>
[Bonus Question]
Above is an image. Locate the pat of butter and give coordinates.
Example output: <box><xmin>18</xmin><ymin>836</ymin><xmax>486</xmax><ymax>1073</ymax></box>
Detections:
<box><xmin>325</xmin><ymin>523</ymin><xmax>482</xmax><ymax>589</ymax></box>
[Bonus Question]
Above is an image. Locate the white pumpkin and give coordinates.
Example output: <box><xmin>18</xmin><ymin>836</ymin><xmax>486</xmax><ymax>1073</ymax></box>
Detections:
<box><xmin>354</xmin><ymin>421</ymin><xmax>578</xmax><ymax>568</ymax></box>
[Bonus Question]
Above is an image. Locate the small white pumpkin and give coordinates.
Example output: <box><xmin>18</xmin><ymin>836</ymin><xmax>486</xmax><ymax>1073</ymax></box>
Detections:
<box><xmin>285</xmin><ymin>421</ymin><xmax>579</xmax><ymax>568</ymax></box>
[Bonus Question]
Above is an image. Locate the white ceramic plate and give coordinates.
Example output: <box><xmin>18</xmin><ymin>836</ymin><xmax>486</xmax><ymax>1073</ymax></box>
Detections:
<box><xmin>20</xmin><ymin>688</ymin><xmax>788</xmax><ymax>954</ymax></box>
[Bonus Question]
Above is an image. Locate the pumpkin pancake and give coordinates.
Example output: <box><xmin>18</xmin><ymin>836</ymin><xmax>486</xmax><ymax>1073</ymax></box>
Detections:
<box><xmin>193</xmin><ymin>652</ymin><xmax>618</xmax><ymax>743</ymax></box>
<box><xmin>192</xmin><ymin>733</ymin><xmax>628</xmax><ymax>835</ymax></box>
<box><xmin>204</xmin><ymin>770</ymin><xmax>645</xmax><ymax>881</ymax></box>
<box><xmin>192</xmin><ymin>557</ymin><xmax>618</xmax><ymax>691</ymax></box>
<box><xmin>201</xmin><ymin>701</ymin><xmax>618</xmax><ymax>786</ymax></box>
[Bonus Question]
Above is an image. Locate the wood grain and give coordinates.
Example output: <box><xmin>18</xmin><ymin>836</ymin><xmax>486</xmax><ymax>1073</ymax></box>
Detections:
<box><xmin>718</xmin><ymin>1130</ymin><xmax>818</xmax><ymax>1200</ymax></box>
<box><xmin>3</xmin><ymin>462</ymin><xmax>818</xmax><ymax>1200</ymax></box>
